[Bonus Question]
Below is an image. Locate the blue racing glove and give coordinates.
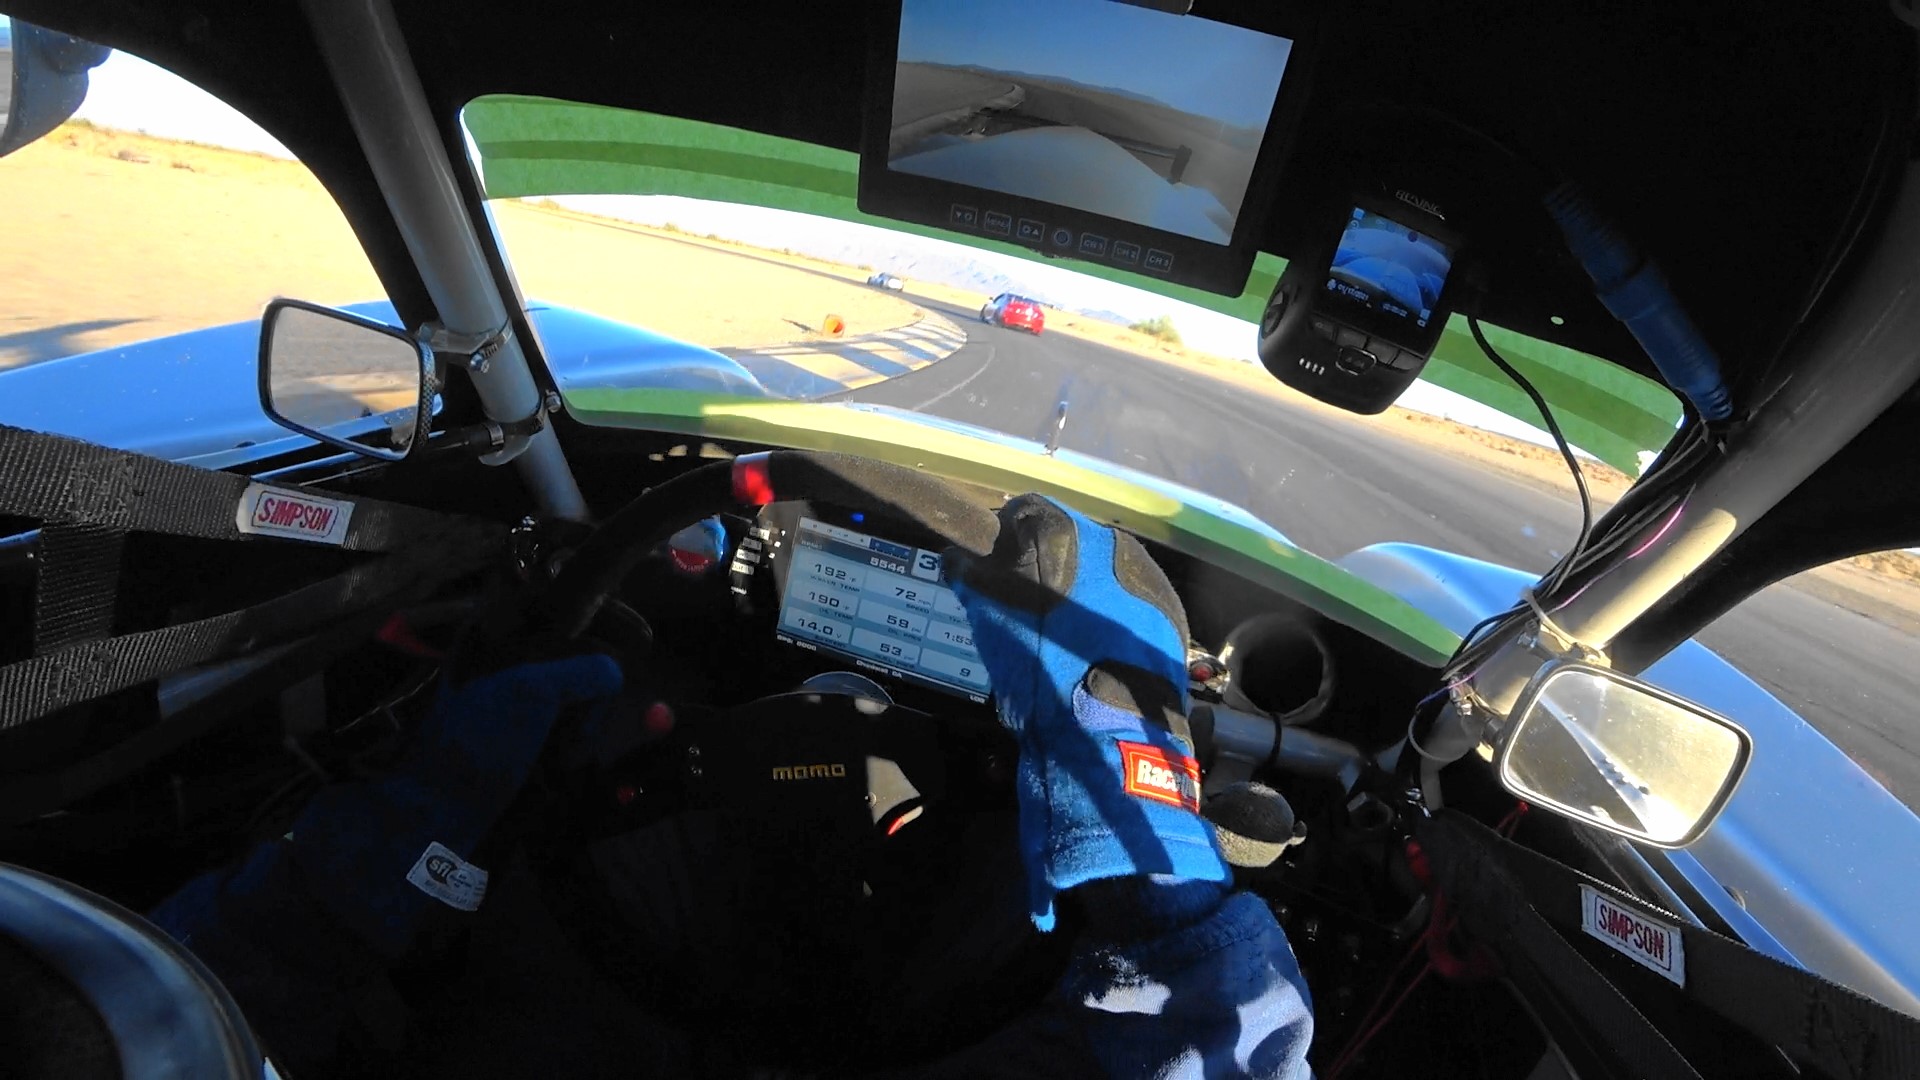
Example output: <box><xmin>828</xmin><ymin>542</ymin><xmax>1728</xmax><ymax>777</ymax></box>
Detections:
<box><xmin>151</xmin><ymin>653</ymin><xmax>624</xmax><ymax>1072</ymax></box>
<box><xmin>284</xmin><ymin>653</ymin><xmax>625</xmax><ymax>953</ymax></box>
<box><xmin>946</xmin><ymin>494</ymin><xmax>1228</xmax><ymax>930</ymax></box>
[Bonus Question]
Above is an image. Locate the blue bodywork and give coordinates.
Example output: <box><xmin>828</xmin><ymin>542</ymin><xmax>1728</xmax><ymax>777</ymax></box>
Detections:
<box><xmin>1340</xmin><ymin>543</ymin><xmax>1920</xmax><ymax>1014</ymax></box>
<box><xmin>0</xmin><ymin>300</ymin><xmax>770</xmax><ymax>470</ymax></box>
<box><xmin>3</xmin><ymin>300</ymin><xmax>1915</xmax><ymax>1015</ymax></box>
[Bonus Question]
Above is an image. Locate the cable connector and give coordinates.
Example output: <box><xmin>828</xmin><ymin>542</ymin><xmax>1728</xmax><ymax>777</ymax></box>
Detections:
<box><xmin>1544</xmin><ymin>183</ymin><xmax>1734</xmax><ymax>421</ymax></box>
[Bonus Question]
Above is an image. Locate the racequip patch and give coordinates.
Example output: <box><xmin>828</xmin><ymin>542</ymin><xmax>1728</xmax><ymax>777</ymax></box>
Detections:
<box><xmin>406</xmin><ymin>841</ymin><xmax>488</xmax><ymax>912</ymax></box>
<box><xmin>1580</xmin><ymin>883</ymin><xmax>1686</xmax><ymax>986</ymax></box>
<box><xmin>1118</xmin><ymin>740</ymin><xmax>1201</xmax><ymax>812</ymax></box>
<box><xmin>235</xmin><ymin>483</ymin><xmax>353</xmax><ymax>545</ymax></box>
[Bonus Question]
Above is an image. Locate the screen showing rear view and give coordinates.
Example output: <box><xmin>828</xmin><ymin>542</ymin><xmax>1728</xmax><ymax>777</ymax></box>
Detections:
<box><xmin>889</xmin><ymin>0</ymin><xmax>1293</xmax><ymax>245</ymax></box>
<box><xmin>1325</xmin><ymin>206</ymin><xmax>1456</xmax><ymax>337</ymax></box>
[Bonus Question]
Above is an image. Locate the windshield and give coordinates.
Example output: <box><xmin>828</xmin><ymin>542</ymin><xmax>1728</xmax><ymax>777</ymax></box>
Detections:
<box><xmin>464</xmin><ymin>99</ymin><xmax>1662</xmax><ymax>576</ymax></box>
<box><xmin>458</xmin><ymin>98</ymin><xmax>1920</xmax><ymax>819</ymax></box>
<box><xmin>2</xmin><ymin>58</ymin><xmax>1917</xmax><ymax>820</ymax></box>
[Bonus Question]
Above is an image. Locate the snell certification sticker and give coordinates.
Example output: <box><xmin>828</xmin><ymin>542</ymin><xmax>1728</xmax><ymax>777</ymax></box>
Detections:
<box><xmin>1118</xmin><ymin>740</ymin><xmax>1201</xmax><ymax>812</ymax></box>
<box><xmin>1580</xmin><ymin>884</ymin><xmax>1686</xmax><ymax>986</ymax></box>
<box><xmin>236</xmin><ymin>483</ymin><xmax>354</xmax><ymax>545</ymax></box>
<box><xmin>406</xmin><ymin>841</ymin><xmax>488</xmax><ymax>912</ymax></box>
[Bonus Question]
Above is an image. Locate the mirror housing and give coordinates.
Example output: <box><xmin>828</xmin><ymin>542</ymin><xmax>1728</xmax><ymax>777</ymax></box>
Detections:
<box><xmin>258</xmin><ymin>299</ymin><xmax>433</xmax><ymax>461</ymax></box>
<box><xmin>1496</xmin><ymin>660</ymin><xmax>1751</xmax><ymax>848</ymax></box>
<box><xmin>0</xmin><ymin>19</ymin><xmax>112</xmax><ymax>159</ymax></box>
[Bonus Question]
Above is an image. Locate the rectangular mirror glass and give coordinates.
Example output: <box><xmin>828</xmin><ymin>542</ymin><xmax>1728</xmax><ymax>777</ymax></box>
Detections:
<box><xmin>259</xmin><ymin>299</ymin><xmax>429</xmax><ymax>461</ymax></box>
<box><xmin>1498</xmin><ymin>661</ymin><xmax>1752</xmax><ymax>848</ymax></box>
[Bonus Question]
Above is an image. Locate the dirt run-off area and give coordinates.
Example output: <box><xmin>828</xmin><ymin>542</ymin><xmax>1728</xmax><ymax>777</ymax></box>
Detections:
<box><xmin>7</xmin><ymin>122</ymin><xmax>1918</xmax><ymax>625</ymax></box>
<box><xmin>0</xmin><ymin>124</ymin><xmax>922</xmax><ymax>372</ymax></box>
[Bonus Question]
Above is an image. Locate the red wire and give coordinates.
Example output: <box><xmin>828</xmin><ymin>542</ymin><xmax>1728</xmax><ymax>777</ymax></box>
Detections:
<box><xmin>1326</xmin><ymin>913</ymin><xmax>1443</xmax><ymax>1078</ymax></box>
<box><xmin>1325</xmin><ymin>808</ymin><xmax>1524</xmax><ymax>1078</ymax></box>
<box><xmin>1329</xmin><ymin>962</ymin><xmax>1436</xmax><ymax>1078</ymax></box>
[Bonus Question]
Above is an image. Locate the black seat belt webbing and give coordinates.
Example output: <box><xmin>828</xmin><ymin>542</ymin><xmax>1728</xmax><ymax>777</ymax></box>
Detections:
<box><xmin>1421</xmin><ymin>811</ymin><xmax>1920</xmax><ymax>1080</ymax></box>
<box><xmin>2</xmin><ymin>552</ymin><xmax>444</xmax><ymax>731</ymax></box>
<box><xmin>1417</xmin><ymin>812</ymin><xmax>1704</xmax><ymax>1079</ymax></box>
<box><xmin>32</xmin><ymin>523</ymin><xmax>125</xmax><ymax>654</ymax></box>
<box><xmin>0</xmin><ymin>424</ymin><xmax>493</xmax><ymax>554</ymax></box>
<box><xmin>0</xmin><ymin>424</ymin><xmax>509</xmax><ymax>731</ymax></box>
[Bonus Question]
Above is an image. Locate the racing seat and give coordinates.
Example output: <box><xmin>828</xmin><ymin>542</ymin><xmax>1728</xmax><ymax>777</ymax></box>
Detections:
<box><xmin>0</xmin><ymin>863</ymin><xmax>263</xmax><ymax>1079</ymax></box>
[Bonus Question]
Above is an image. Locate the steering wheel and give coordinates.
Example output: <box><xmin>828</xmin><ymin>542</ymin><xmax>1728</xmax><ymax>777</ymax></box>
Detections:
<box><xmin>529</xmin><ymin>452</ymin><xmax>1064</xmax><ymax>1070</ymax></box>
<box><xmin>546</xmin><ymin>450</ymin><xmax>1002</xmax><ymax>635</ymax></box>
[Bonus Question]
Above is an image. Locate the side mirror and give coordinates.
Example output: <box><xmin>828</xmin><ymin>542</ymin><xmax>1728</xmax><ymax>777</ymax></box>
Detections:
<box><xmin>1497</xmin><ymin>660</ymin><xmax>1751</xmax><ymax>848</ymax></box>
<box><xmin>0</xmin><ymin>18</ymin><xmax>113</xmax><ymax>159</ymax></box>
<box><xmin>259</xmin><ymin>299</ymin><xmax>433</xmax><ymax>461</ymax></box>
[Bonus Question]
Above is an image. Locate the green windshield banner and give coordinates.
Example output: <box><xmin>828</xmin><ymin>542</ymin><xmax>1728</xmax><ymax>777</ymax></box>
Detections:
<box><xmin>463</xmin><ymin>95</ymin><xmax>1682</xmax><ymax>475</ymax></box>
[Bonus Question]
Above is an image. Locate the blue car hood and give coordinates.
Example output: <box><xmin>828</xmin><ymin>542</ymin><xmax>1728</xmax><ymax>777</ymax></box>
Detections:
<box><xmin>0</xmin><ymin>300</ymin><xmax>768</xmax><ymax>469</ymax></box>
<box><xmin>1339</xmin><ymin>542</ymin><xmax>1920</xmax><ymax>1015</ymax></box>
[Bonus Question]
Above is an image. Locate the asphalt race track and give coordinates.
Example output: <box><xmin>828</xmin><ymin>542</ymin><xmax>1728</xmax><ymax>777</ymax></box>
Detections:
<box><xmin>838</xmin><ymin>294</ymin><xmax>1920</xmax><ymax>811</ymax></box>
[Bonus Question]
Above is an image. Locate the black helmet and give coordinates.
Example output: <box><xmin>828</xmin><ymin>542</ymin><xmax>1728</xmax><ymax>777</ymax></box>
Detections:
<box><xmin>0</xmin><ymin>864</ymin><xmax>264</xmax><ymax>1080</ymax></box>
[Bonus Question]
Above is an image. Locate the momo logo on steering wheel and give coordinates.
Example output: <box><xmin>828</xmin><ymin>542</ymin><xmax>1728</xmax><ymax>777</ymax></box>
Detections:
<box><xmin>771</xmin><ymin>762</ymin><xmax>849</xmax><ymax>781</ymax></box>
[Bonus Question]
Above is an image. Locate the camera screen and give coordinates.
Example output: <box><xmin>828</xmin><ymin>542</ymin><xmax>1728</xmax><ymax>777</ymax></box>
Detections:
<box><xmin>1324</xmin><ymin>206</ymin><xmax>1456</xmax><ymax>339</ymax></box>
<box><xmin>887</xmin><ymin>0</ymin><xmax>1293</xmax><ymax>245</ymax></box>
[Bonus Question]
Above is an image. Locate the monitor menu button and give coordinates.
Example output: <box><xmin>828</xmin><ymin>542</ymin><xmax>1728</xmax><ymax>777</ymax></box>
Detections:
<box><xmin>982</xmin><ymin>210</ymin><xmax>1012</xmax><ymax>236</ymax></box>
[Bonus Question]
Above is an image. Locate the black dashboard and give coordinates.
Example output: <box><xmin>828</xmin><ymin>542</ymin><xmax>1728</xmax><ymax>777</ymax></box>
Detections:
<box><xmin>624</xmin><ymin>496</ymin><xmax>1438</xmax><ymax>752</ymax></box>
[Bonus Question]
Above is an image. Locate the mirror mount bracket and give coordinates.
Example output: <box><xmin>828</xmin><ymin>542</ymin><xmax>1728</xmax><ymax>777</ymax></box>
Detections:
<box><xmin>423</xmin><ymin>405</ymin><xmax>550</xmax><ymax>461</ymax></box>
<box><xmin>1518</xmin><ymin>585</ymin><xmax>1608</xmax><ymax>666</ymax></box>
<box><xmin>420</xmin><ymin>320</ymin><xmax>514</xmax><ymax>376</ymax></box>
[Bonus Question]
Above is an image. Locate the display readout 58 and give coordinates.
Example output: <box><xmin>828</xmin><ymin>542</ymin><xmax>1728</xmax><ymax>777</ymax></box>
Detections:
<box><xmin>776</xmin><ymin>517</ymin><xmax>990</xmax><ymax>700</ymax></box>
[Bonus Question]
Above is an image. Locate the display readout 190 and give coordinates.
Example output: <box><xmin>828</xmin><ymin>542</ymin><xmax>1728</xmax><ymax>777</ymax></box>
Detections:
<box><xmin>777</xmin><ymin>517</ymin><xmax>989</xmax><ymax>695</ymax></box>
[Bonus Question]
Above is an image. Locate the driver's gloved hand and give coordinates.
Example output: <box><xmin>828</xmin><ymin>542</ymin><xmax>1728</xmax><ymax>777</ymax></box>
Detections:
<box><xmin>946</xmin><ymin>494</ymin><xmax>1228</xmax><ymax>930</ymax></box>
<box><xmin>150</xmin><ymin>653</ymin><xmax>621</xmax><ymax>1072</ymax></box>
<box><xmin>287</xmin><ymin>653</ymin><xmax>624</xmax><ymax>953</ymax></box>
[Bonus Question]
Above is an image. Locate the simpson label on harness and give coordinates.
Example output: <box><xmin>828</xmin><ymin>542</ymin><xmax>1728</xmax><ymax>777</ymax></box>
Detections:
<box><xmin>235</xmin><ymin>483</ymin><xmax>355</xmax><ymax>545</ymax></box>
<box><xmin>0</xmin><ymin>423</ymin><xmax>506</xmax><ymax>731</ymax></box>
<box><xmin>1580</xmin><ymin>882</ymin><xmax>1687</xmax><ymax>987</ymax></box>
<box><xmin>1418</xmin><ymin>811</ymin><xmax>1920</xmax><ymax>1080</ymax></box>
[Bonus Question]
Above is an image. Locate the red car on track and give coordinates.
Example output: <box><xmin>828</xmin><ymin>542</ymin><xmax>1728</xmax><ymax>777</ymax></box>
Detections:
<box><xmin>981</xmin><ymin>293</ymin><xmax>1045</xmax><ymax>334</ymax></box>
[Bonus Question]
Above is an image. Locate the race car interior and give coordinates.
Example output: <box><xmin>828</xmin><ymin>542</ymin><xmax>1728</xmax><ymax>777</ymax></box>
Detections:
<box><xmin>4</xmin><ymin>0</ymin><xmax>1920</xmax><ymax>1077</ymax></box>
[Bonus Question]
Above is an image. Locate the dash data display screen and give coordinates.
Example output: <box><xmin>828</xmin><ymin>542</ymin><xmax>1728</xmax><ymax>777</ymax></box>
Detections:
<box><xmin>888</xmin><ymin>0</ymin><xmax>1292</xmax><ymax>244</ymax></box>
<box><xmin>777</xmin><ymin>517</ymin><xmax>990</xmax><ymax>700</ymax></box>
<box><xmin>1324</xmin><ymin>206</ymin><xmax>1456</xmax><ymax>342</ymax></box>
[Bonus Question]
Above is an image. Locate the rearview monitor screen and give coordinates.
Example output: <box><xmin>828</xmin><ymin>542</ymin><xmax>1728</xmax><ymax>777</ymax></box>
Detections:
<box><xmin>888</xmin><ymin>0</ymin><xmax>1293</xmax><ymax>246</ymax></box>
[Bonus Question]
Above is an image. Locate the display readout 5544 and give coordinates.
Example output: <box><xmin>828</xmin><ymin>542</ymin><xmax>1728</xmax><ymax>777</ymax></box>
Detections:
<box><xmin>775</xmin><ymin>517</ymin><xmax>991</xmax><ymax>700</ymax></box>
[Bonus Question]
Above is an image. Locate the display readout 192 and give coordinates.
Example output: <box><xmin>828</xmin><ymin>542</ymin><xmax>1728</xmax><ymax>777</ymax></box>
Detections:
<box><xmin>778</xmin><ymin>517</ymin><xmax>989</xmax><ymax>694</ymax></box>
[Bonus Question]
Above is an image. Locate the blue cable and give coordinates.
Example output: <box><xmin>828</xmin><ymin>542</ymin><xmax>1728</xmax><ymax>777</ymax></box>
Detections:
<box><xmin>1544</xmin><ymin>183</ymin><xmax>1734</xmax><ymax>421</ymax></box>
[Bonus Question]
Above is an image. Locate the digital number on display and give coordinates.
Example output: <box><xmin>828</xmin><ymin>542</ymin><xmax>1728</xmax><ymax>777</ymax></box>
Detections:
<box><xmin>776</xmin><ymin>516</ymin><xmax>990</xmax><ymax>699</ymax></box>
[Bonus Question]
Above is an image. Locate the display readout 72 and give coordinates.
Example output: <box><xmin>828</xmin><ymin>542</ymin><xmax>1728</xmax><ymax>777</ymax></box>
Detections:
<box><xmin>776</xmin><ymin>517</ymin><xmax>991</xmax><ymax>700</ymax></box>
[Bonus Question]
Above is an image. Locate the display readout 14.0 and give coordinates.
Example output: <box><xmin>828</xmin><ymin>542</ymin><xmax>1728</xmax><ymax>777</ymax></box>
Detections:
<box><xmin>777</xmin><ymin>517</ymin><xmax>990</xmax><ymax>697</ymax></box>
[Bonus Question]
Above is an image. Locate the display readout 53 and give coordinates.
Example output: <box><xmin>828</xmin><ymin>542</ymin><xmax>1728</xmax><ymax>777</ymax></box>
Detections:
<box><xmin>1323</xmin><ymin>206</ymin><xmax>1456</xmax><ymax>344</ymax></box>
<box><xmin>776</xmin><ymin>517</ymin><xmax>990</xmax><ymax>700</ymax></box>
